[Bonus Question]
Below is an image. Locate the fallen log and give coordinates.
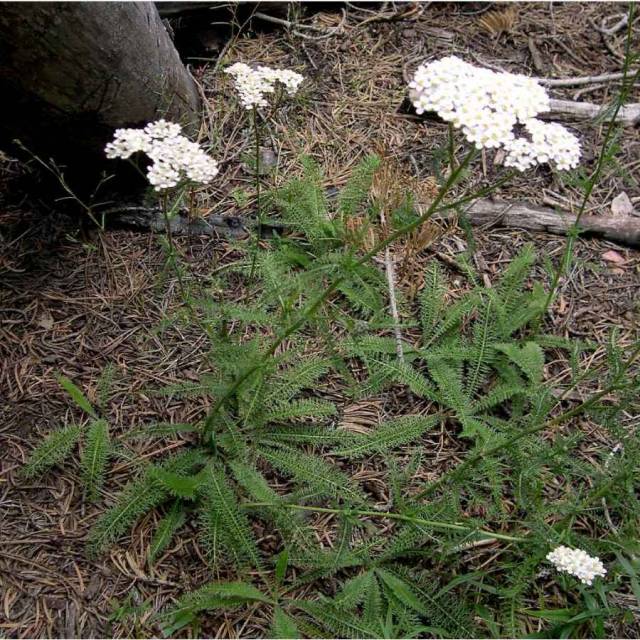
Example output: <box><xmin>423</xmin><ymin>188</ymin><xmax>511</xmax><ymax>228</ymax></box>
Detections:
<box><xmin>547</xmin><ymin>99</ymin><xmax>640</xmax><ymax>127</ymax></box>
<box><xmin>435</xmin><ymin>199</ymin><xmax>640</xmax><ymax>248</ymax></box>
<box><xmin>109</xmin><ymin>197</ymin><xmax>640</xmax><ymax>249</ymax></box>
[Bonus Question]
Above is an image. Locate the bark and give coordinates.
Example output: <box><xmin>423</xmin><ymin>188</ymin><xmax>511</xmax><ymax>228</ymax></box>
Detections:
<box><xmin>436</xmin><ymin>199</ymin><xmax>640</xmax><ymax>247</ymax></box>
<box><xmin>0</xmin><ymin>2</ymin><xmax>201</xmax><ymax>169</ymax></box>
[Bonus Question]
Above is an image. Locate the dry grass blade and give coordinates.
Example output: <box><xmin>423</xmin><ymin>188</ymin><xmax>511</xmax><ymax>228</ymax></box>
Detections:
<box><xmin>338</xmin><ymin>400</ymin><xmax>383</xmax><ymax>434</ymax></box>
<box><xmin>477</xmin><ymin>5</ymin><xmax>519</xmax><ymax>36</ymax></box>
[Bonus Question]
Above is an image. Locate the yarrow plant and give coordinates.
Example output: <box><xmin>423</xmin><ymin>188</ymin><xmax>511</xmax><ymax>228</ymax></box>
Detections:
<box><xmin>409</xmin><ymin>56</ymin><xmax>581</xmax><ymax>171</ymax></box>
<box><xmin>25</xmin><ymin>22</ymin><xmax>640</xmax><ymax>635</ymax></box>
<box><xmin>105</xmin><ymin>119</ymin><xmax>219</xmax><ymax>190</ymax></box>
<box><xmin>223</xmin><ymin>62</ymin><xmax>305</xmax><ymax>279</ymax></box>
<box><xmin>546</xmin><ymin>546</ymin><xmax>607</xmax><ymax>586</ymax></box>
<box><xmin>224</xmin><ymin>62</ymin><xmax>304</xmax><ymax>109</ymax></box>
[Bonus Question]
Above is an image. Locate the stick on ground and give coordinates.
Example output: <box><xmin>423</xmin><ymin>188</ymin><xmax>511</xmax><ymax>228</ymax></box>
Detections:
<box><xmin>434</xmin><ymin>199</ymin><xmax>640</xmax><ymax>248</ymax></box>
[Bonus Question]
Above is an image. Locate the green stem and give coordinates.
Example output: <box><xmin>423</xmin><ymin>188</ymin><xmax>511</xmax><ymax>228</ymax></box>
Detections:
<box><xmin>448</xmin><ymin>122</ymin><xmax>457</xmax><ymax>172</ymax></box>
<box><xmin>540</xmin><ymin>10</ymin><xmax>639</xmax><ymax>320</ymax></box>
<box><xmin>249</xmin><ymin>106</ymin><xmax>262</xmax><ymax>280</ymax></box>
<box><xmin>161</xmin><ymin>191</ymin><xmax>188</xmax><ymax>301</ymax></box>
<box><xmin>161</xmin><ymin>190</ymin><xmax>217</xmax><ymax>343</ymax></box>
<box><xmin>201</xmin><ymin>148</ymin><xmax>479</xmax><ymax>441</ymax></box>
<box><xmin>413</xmin><ymin>342</ymin><xmax>640</xmax><ymax>501</ymax></box>
<box><xmin>242</xmin><ymin>502</ymin><xmax>525</xmax><ymax>543</ymax></box>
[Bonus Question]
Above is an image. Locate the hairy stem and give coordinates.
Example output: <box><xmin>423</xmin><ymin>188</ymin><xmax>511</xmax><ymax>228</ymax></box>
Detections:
<box><xmin>201</xmin><ymin>148</ymin><xmax>479</xmax><ymax>441</ymax></box>
<box><xmin>413</xmin><ymin>341</ymin><xmax>640</xmax><ymax>501</ymax></box>
<box><xmin>249</xmin><ymin>105</ymin><xmax>262</xmax><ymax>280</ymax></box>
<box><xmin>540</xmin><ymin>8</ymin><xmax>638</xmax><ymax>320</ymax></box>
<box><xmin>242</xmin><ymin>502</ymin><xmax>526</xmax><ymax>542</ymax></box>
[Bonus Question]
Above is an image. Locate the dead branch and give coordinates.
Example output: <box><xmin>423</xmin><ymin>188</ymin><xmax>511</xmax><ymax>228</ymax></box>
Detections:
<box><xmin>109</xmin><ymin>194</ymin><xmax>640</xmax><ymax>249</ymax></box>
<box><xmin>596</xmin><ymin>13</ymin><xmax>629</xmax><ymax>36</ymax></box>
<box><xmin>433</xmin><ymin>199</ymin><xmax>640</xmax><ymax>248</ymax></box>
<box><xmin>538</xmin><ymin>70</ymin><xmax>637</xmax><ymax>87</ymax></box>
<box><xmin>547</xmin><ymin>99</ymin><xmax>640</xmax><ymax>126</ymax></box>
<box><xmin>252</xmin><ymin>10</ymin><xmax>346</xmax><ymax>40</ymax></box>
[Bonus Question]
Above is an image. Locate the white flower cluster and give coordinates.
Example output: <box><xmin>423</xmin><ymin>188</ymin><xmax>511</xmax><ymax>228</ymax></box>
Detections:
<box><xmin>224</xmin><ymin>62</ymin><xmax>304</xmax><ymax>109</ymax></box>
<box><xmin>105</xmin><ymin>119</ymin><xmax>219</xmax><ymax>191</ymax></box>
<box><xmin>409</xmin><ymin>56</ymin><xmax>580</xmax><ymax>172</ymax></box>
<box><xmin>504</xmin><ymin>120</ymin><xmax>582</xmax><ymax>172</ymax></box>
<box><xmin>546</xmin><ymin>546</ymin><xmax>607</xmax><ymax>586</ymax></box>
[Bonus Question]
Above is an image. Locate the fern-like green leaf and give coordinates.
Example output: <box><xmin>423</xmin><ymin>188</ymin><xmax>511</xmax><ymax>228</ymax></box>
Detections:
<box><xmin>420</xmin><ymin>262</ymin><xmax>447</xmax><ymax>342</ymax></box>
<box><xmin>148</xmin><ymin>501</ymin><xmax>186</xmax><ymax>565</ymax></box>
<box><xmin>333</xmin><ymin>571</ymin><xmax>376</xmax><ymax>610</ymax></box>
<box><xmin>337</xmin><ymin>154</ymin><xmax>381</xmax><ymax>217</ymax></box>
<box><xmin>257</xmin><ymin>424</ymin><xmax>356</xmax><ymax>447</ymax></box>
<box><xmin>263</xmin><ymin>398</ymin><xmax>337</xmax><ymax>424</ymax></box>
<box><xmin>260</xmin><ymin>445</ymin><xmax>365</xmax><ymax>504</ymax></box>
<box><xmin>295</xmin><ymin>599</ymin><xmax>376</xmax><ymax>638</ymax></box>
<box><xmin>270</xmin><ymin>607</ymin><xmax>300</xmax><ymax>639</ymax></box>
<box><xmin>164</xmin><ymin>581</ymin><xmax>271</xmax><ymax>635</ymax></box>
<box><xmin>376</xmin><ymin>569</ymin><xmax>424</xmax><ymax>614</ymax></box>
<box><xmin>88</xmin><ymin>449</ymin><xmax>205</xmax><ymax>555</ymax></box>
<box><xmin>495</xmin><ymin>342</ymin><xmax>545</xmax><ymax>385</ymax></box>
<box><xmin>81</xmin><ymin>418</ymin><xmax>110</xmax><ymax>501</ymax></box>
<box><xmin>265</xmin><ymin>357</ymin><xmax>332</xmax><ymax>403</ymax></box>
<box><xmin>21</xmin><ymin>424</ymin><xmax>82</xmax><ymax>480</ymax></box>
<box><xmin>332</xmin><ymin>415</ymin><xmax>439</xmax><ymax>458</ymax></box>
<box><xmin>201</xmin><ymin>464</ymin><xmax>262</xmax><ymax>571</ymax></box>
<box><xmin>149</xmin><ymin>467</ymin><xmax>205</xmax><ymax>500</ymax></box>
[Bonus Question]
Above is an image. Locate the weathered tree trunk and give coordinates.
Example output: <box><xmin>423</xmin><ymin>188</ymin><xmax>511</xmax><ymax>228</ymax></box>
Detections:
<box><xmin>0</xmin><ymin>2</ymin><xmax>201</xmax><ymax>171</ymax></box>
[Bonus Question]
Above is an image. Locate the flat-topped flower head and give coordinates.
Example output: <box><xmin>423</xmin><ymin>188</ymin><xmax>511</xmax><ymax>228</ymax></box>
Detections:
<box><xmin>408</xmin><ymin>56</ymin><xmax>580</xmax><ymax>172</ymax></box>
<box><xmin>225</xmin><ymin>62</ymin><xmax>304</xmax><ymax>110</ymax></box>
<box><xmin>105</xmin><ymin>120</ymin><xmax>219</xmax><ymax>191</ymax></box>
<box><xmin>546</xmin><ymin>545</ymin><xmax>607</xmax><ymax>586</ymax></box>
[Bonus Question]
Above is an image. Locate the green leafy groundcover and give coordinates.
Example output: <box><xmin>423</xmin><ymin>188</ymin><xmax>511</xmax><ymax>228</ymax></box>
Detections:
<box><xmin>22</xmin><ymin>157</ymin><xmax>640</xmax><ymax>637</ymax></box>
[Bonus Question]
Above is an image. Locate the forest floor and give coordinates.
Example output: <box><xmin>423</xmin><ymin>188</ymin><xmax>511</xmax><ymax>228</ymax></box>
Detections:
<box><xmin>1</xmin><ymin>2</ymin><xmax>639</xmax><ymax>638</ymax></box>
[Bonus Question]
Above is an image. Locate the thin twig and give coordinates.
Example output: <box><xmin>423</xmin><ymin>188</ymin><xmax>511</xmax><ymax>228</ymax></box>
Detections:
<box><xmin>379</xmin><ymin>209</ymin><xmax>404</xmax><ymax>363</ymax></box>
<box><xmin>253</xmin><ymin>10</ymin><xmax>346</xmax><ymax>40</ymax></box>
<box><xmin>538</xmin><ymin>70</ymin><xmax>638</xmax><ymax>86</ymax></box>
<box><xmin>594</xmin><ymin>12</ymin><xmax>629</xmax><ymax>36</ymax></box>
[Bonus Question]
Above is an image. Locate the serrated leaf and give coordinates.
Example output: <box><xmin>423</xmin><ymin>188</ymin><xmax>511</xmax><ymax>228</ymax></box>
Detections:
<box><xmin>332</xmin><ymin>415</ymin><xmax>438</xmax><ymax>457</ymax></box>
<box><xmin>148</xmin><ymin>501</ymin><xmax>186</xmax><ymax>565</ymax></box>
<box><xmin>21</xmin><ymin>424</ymin><xmax>82</xmax><ymax>479</ymax></box>
<box><xmin>260</xmin><ymin>446</ymin><xmax>365</xmax><ymax>504</ymax></box>
<box><xmin>88</xmin><ymin>450</ymin><xmax>205</xmax><ymax>555</ymax></box>
<box><xmin>203</xmin><ymin>465</ymin><xmax>263</xmax><ymax>570</ymax></box>
<box><xmin>376</xmin><ymin>569</ymin><xmax>424</xmax><ymax>614</ymax></box>
<box><xmin>164</xmin><ymin>581</ymin><xmax>272</xmax><ymax>634</ymax></box>
<box><xmin>81</xmin><ymin>419</ymin><xmax>110</xmax><ymax>501</ymax></box>
<box><xmin>495</xmin><ymin>341</ymin><xmax>545</xmax><ymax>384</ymax></box>
<box><xmin>149</xmin><ymin>468</ymin><xmax>204</xmax><ymax>499</ymax></box>
<box><xmin>271</xmin><ymin>607</ymin><xmax>299</xmax><ymax>639</ymax></box>
<box><xmin>57</xmin><ymin>375</ymin><xmax>96</xmax><ymax>417</ymax></box>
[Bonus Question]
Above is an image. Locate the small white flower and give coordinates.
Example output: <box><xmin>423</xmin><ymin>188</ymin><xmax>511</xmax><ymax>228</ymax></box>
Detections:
<box><xmin>225</xmin><ymin>62</ymin><xmax>304</xmax><ymax>109</ymax></box>
<box><xmin>144</xmin><ymin>119</ymin><xmax>182</xmax><ymax>140</ymax></box>
<box><xmin>105</xmin><ymin>129</ymin><xmax>151</xmax><ymax>160</ymax></box>
<box><xmin>546</xmin><ymin>545</ymin><xmax>607</xmax><ymax>586</ymax></box>
<box><xmin>408</xmin><ymin>56</ymin><xmax>579</xmax><ymax>171</ymax></box>
<box><xmin>105</xmin><ymin>120</ymin><xmax>219</xmax><ymax>192</ymax></box>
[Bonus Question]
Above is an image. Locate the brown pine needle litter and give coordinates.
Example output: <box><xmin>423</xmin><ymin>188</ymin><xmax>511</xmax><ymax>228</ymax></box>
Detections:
<box><xmin>1</xmin><ymin>2</ymin><xmax>640</xmax><ymax>637</ymax></box>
